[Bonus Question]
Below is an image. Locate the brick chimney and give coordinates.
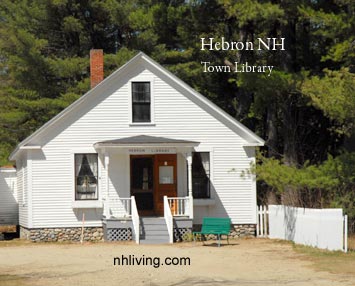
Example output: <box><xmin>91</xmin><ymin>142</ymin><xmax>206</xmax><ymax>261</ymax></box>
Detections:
<box><xmin>90</xmin><ymin>49</ymin><xmax>104</xmax><ymax>89</ymax></box>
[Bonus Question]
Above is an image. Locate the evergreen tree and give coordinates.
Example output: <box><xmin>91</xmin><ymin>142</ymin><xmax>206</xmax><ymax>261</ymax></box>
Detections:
<box><xmin>1</xmin><ymin>1</ymin><xmax>355</xmax><ymax>220</ymax></box>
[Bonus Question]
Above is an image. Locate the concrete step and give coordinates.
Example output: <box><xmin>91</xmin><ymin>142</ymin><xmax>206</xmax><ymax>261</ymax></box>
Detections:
<box><xmin>142</xmin><ymin>230</ymin><xmax>169</xmax><ymax>236</ymax></box>
<box><xmin>141</xmin><ymin>232</ymin><xmax>169</xmax><ymax>238</ymax></box>
<box><xmin>140</xmin><ymin>219</ymin><xmax>166</xmax><ymax>225</ymax></box>
<box><xmin>139</xmin><ymin>217</ymin><xmax>169</xmax><ymax>244</ymax></box>
<box><xmin>140</xmin><ymin>238</ymin><xmax>170</xmax><ymax>244</ymax></box>
<box><xmin>141</xmin><ymin>222</ymin><xmax>166</xmax><ymax>226</ymax></box>
<box><xmin>141</xmin><ymin>224</ymin><xmax>168</xmax><ymax>231</ymax></box>
<box><xmin>142</xmin><ymin>237</ymin><xmax>169</xmax><ymax>242</ymax></box>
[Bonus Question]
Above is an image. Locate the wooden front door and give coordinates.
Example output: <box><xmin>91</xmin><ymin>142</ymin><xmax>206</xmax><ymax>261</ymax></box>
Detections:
<box><xmin>130</xmin><ymin>155</ymin><xmax>155</xmax><ymax>216</ymax></box>
<box><xmin>154</xmin><ymin>154</ymin><xmax>177</xmax><ymax>216</ymax></box>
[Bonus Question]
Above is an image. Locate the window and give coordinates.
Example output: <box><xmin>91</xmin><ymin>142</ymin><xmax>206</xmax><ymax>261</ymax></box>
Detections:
<box><xmin>75</xmin><ymin>154</ymin><xmax>98</xmax><ymax>200</ymax></box>
<box><xmin>159</xmin><ymin>166</ymin><xmax>174</xmax><ymax>184</ymax></box>
<box><xmin>132</xmin><ymin>82</ymin><xmax>151</xmax><ymax>122</ymax></box>
<box><xmin>192</xmin><ymin>152</ymin><xmax>210</xmax><ymax>198</ymax></box>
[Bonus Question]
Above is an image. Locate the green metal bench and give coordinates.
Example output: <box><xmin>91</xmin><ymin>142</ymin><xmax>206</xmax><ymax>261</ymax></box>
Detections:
<box><xmin>193</xmin><ymin>217</ymin><xmax>231</xmax><ymax>247</ymax></box>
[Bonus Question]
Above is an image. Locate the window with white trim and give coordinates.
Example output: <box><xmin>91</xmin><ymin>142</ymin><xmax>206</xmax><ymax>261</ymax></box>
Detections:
<box><xmin>132</xmin><ymin>82</ymin><xmax>151</xmax><ymax>123</ymax></box>
<box><xmin>192</xmin><ymin>152</ymin><xmax>210</xmax><ymax>198</ymax></box>
<box><xmin>75</xmin><ymin>154</ymin><xmax>98</xmax><ymax>200</ymax></box>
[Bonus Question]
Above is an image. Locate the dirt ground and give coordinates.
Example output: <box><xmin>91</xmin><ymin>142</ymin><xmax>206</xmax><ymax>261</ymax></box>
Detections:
<box><xmin>0</xmin><ymin>238</ymin><xmax>354</xmax><ymax>286</ymax></box>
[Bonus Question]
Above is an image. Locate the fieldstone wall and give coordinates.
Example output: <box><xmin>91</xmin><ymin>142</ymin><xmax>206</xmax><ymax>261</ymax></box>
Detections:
<box><xmin>20</xmin><ymin>226</ymin><xmax>31</xmax><ymax>240</ymax></box>
<box><xmin>192</xmin><ymin>224</ymin><xmax>256</xmax><ymax>239</ymax></box>
<box><xmin>20</xmin><ymin>226</ymin><xmax>103</xmax><ymax>242</ymax></box>
<box><xmin>19</xmin><ymin>224</ymin><xmax>256</xmax><ymax>242</ymax></box>
<box><xmin>230</xmin><ymin>224</ymin><xmax>256</xmax><ymax>238</ymax></box>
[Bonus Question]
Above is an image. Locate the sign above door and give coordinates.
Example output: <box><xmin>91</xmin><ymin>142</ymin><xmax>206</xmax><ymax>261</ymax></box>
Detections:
<box><xmin>128</xmin><ymin>147</ymin><xmax>176</xmax><ymax>154</ymax></box>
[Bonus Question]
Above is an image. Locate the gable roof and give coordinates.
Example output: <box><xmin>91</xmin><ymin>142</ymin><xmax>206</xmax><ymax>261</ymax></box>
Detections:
<box><xmin>95</xmin><ymin>135</ymin><xmax>199</xmax><ymax>146</ymax></box>
<box><xmin>9</xmin><ymin>52</ymin><xmax>264</xmax><ymax>160</ymax></box>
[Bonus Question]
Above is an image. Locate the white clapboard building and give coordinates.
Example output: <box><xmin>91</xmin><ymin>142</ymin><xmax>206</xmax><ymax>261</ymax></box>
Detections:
<box><xmin>9</xmin><ymin>51</ymin><xmax>264</xmax><ymax>243</ymax></box>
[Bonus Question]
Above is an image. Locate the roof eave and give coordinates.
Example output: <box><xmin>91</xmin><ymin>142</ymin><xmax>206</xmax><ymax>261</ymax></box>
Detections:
<box><xmin>10</xmin><ymin>51</ymin><xmax>265</xmax><ymax>160</ymax></box>
<box><xmin>9</xmin><ymin>147</ymin><xmax>19</xmax><ymax>161</ymax></box>
<box><xmin>94</xmin><ymin>142</ymin><xmax>200</xmax><ymax>149</ymax></box>
<box><xmin>9</xmin><ymin>145</ymin><xmax>42</xmax><ymax>161</ymax></box>
<box><xmin>140</xmin><ymin>53</ymin><xmax>265</xmax><ymax>146</ymax></box>
<box><xmin>9</xmin><ymin>52</ymin><xmax>146</xmax><ymax>161</ymax></box>
<box><xmin>242</xmin><ymin>142</ymin><xmax>265</xmax><ymax>147</ymax></box>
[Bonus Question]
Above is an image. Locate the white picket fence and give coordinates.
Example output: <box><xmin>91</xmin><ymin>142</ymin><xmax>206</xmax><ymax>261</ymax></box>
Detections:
<box><xmin>257</xmin><ymin>205</ymin><xmax>348</xmax><ymax>252</ymax></box>
<box><xmin>256</xmin><ymin>205</ymin><xmax>268</xmax><ymax>237</ymax></box>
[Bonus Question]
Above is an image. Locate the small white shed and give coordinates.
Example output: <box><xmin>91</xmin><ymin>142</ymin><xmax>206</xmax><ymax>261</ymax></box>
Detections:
<box><xmin>0</xmin><ymin>167</ymin><xmax>18</xmax><ymax>226</ymax></box>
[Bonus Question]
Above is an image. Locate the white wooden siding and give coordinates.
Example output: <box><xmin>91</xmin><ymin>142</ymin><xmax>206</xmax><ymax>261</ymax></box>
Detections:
<box><xmin>0</xmin><ymin>168</ymin><xmax>18</xmax><ymax>225</ymax></box>
<box><xmin>17</xmin><ymin>157</ymin><xmax>29</xmax><ymax>227</ymax></box>
<box><xmin>17</xmin><ymin>160</ymin><xmax>24</xmax><ymax>225</ymax></box>
<box><xmin>26</xmin><ymin>64</ymin><xmax>256</xmax><ymax>227</ymax></box>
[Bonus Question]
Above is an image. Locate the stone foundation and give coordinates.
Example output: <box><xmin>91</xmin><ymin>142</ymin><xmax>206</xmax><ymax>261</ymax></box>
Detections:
<box><xmin>20</xmin><ymin>226</ymin><xmax>103</xmax><ymax>242</ymax></box>
<box><xmin>19</xmin><ymin>223</ymin><xmax>256</xmax><ymax>242</ymax></box>
<box><xmin>192</xmin><ymin>224</ymin><xmax>256</xmax><ymax>240</ymax></box>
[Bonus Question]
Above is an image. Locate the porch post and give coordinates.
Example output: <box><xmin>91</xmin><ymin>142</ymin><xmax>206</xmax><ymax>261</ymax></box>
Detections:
<box><xmin>187</xmin><ymin>152</ymin><xmax>193</xmax><ymax>219</ymax></box>
<box><xmin>104</xmin><ymin>153</ymin><xmax>110</xmax><ymax>218</ymax></box>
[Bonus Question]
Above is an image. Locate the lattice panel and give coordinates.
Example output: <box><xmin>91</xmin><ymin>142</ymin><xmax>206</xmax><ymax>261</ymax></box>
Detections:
<box><xmin>174</xmin><ymin>228</ymin><xmax>191</xmax><ymax>242</ymax></box>
<box><xmin>107</xmin><ymin>228</ymin><xmax>132</xmax><ymax>241</ymax></box>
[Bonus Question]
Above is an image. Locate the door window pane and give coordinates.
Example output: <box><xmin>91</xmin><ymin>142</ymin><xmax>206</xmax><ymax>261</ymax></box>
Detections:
<box><xmin>131</xmin><ymin>157</ymin><xmax>153</xmax><ymax>190</ymax></box>
<box><xmin>159</xmin><ymin>166</ymin><xmax>174</xmax><ymax>184</ymax></box>
<box><xmin>131</xmin><ymin>157</ymin><xmax>154</xmax><ymax>210</ymax></box>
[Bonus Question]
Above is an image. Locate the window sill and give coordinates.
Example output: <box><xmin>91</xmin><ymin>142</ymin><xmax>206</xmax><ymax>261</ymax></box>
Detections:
<box><xmin>193</xmin><ymin>199</ymin><xmax>215</xmax><ymax>206</ymax></box>
<box><xmin>72</xmin><ymin>200</ymin><xmax>103</xmax><ymax>209</ymax></box>
<box><xmin>129</xmin><ymin>123</ymin><xmax>156</xmax><ymax>127</ymax></box>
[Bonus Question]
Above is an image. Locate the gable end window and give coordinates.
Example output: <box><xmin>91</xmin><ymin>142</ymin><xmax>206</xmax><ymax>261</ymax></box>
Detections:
<box><xmin>192</xmin><ymin>152</ymin><xmax>210</xmax><ymax>198</ymax></box>
<box><xmin>75</xmin><ymin>154</ymin><xmax>98</xmax><ymax>200</ymax></box>
<box><xmin>132</xmin><ymin>82</ymin><xmax>151</xmax><ymax>123</ymax></box>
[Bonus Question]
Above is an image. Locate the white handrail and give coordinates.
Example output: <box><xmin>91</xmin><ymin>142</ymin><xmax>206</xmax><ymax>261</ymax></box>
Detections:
<box><xmin>164</xmin><ymin>196</ymin><xmax>174</xmax><ymax>243</ymax></box>
<box><xmin>131</xmin><ymin>196</ymin><xmax>140</xmax><ymax>244</ymax></box>
<box><xmin>189</xmin><ymin>195</ymin><xmax>193</xmax><ymax>219</ymax></box>
<box><xmin>167</xmin><ymin>196</ymin><xmax>193</xmax><ymax>218</ymax></box>
<box><xmin>168</xmin><ymin>197</ymin><xmax>187</xmax><ymax>216</ymax></box>
<box><xmin>109</xmin><ymin>198</ymin><xmax>132</xmax><ymax>218</ymax></box>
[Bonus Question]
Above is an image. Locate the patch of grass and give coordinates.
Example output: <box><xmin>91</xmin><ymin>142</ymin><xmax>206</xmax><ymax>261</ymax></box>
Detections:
<box><xmin>348</xmin><ymin>234</ymin><xmax>355</xmax><ymax>251</ymax></box>
<box><xmin>0</xmin><ymin>275</ymin><xmax>27</xmax><ymax>286</ymax></box>
<box><xmin>291</xmin><ymin>242</ymin><xmax>355</xmax><ymax>275</ymax></box>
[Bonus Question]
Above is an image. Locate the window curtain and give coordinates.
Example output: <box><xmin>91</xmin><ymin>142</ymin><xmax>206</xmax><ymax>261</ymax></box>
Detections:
<box><xmin>86</xmin><ymin>154</ymin><xmax>98</xmax><ymax>177</ymax></box>
<box><xmin>75</xmin><ymin>154</ymin><xmax>84</xmax><ymax>194</ymax></box>
<box><xmin>75</xmin><ymin>154</ymin><xmax>98</xmax><ymax>200</ymax></box>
